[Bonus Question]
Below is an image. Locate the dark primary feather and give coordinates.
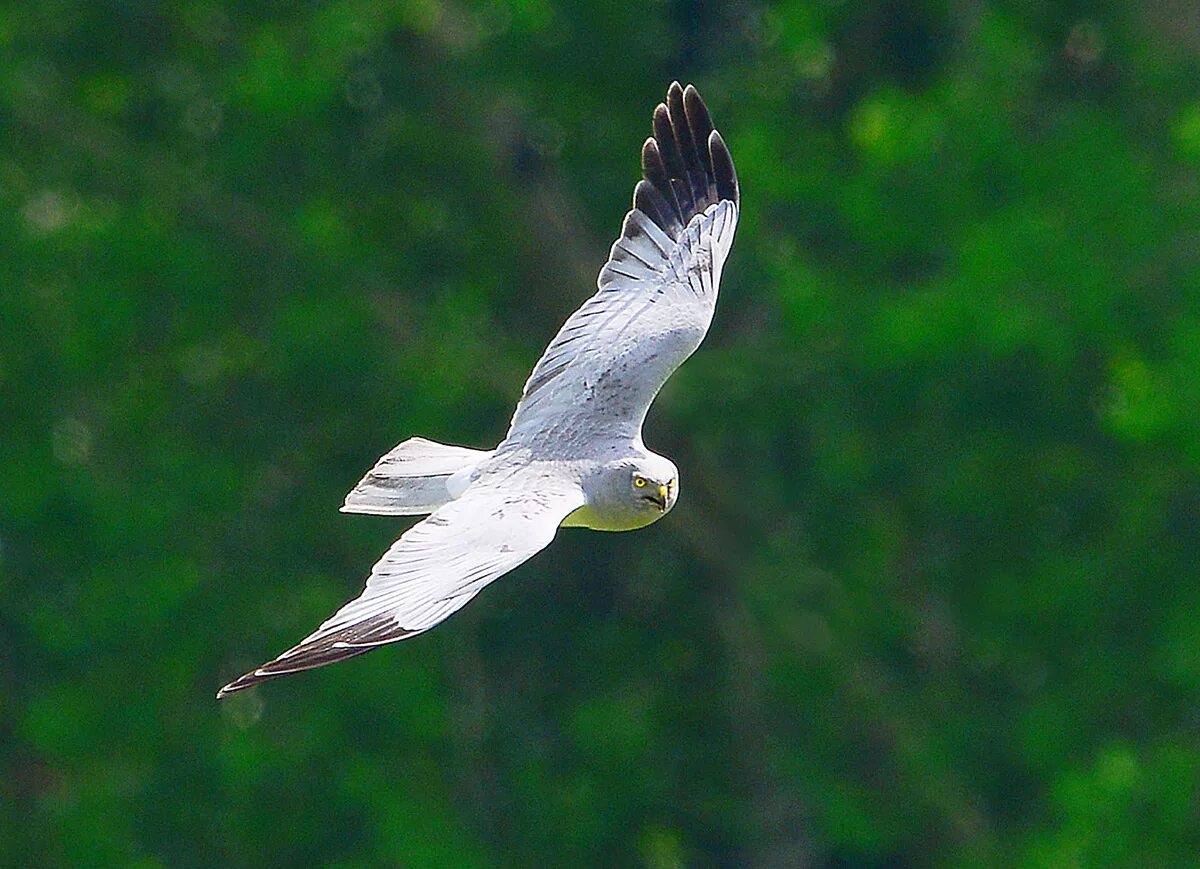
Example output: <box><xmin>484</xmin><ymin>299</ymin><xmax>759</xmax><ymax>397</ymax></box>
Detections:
<box><xmin>634</xmin><ymin>82</ymin><xmax>739</xmax><ymax>244</ymax></box>
<box><xmin>216</xmin><ymin>614</ymin><xmax>416</xmax><ymax>697</ymax></box>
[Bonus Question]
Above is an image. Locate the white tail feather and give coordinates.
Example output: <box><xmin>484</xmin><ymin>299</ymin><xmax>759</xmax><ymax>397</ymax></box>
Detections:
<box><xmin>341</xmin><ymin>437</ymin><xmax>490</xmax><ymax>516</ymax></box>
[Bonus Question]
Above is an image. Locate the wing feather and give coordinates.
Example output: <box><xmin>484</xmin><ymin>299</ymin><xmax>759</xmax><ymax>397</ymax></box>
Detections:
<box><xmin>504</xmin><ymin>83</ymin><xmax>739</xmax><ymax>450</ymax></box>
<box><xmin>217</xmin><ymin>476</ymin><xmax>584</xmax><ymax>696</ymax></box>
<box><xmin>216</xmin><ymin>84</ymin><xmax>739</xmax><ymax>698</ymax></box>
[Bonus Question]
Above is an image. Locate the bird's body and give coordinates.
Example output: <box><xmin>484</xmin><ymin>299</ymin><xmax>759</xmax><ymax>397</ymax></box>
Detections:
<box><xmin>218</xmin><ymin>83</ymin><xmax>739</xmax><ymax>697</ymax></box>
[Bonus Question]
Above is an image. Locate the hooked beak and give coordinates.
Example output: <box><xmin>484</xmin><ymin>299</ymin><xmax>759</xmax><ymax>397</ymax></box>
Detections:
<box><xmin>640</xmin><ymin>483</ymin><xmax>671</xmax><ymax>512</ymax></box>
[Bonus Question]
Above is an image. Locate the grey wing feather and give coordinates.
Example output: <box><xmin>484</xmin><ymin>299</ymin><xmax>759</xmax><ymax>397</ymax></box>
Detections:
<box><xmin>217</xmin><ymin>475</ymin><xmax>584</xmax><ymax>696</ymax></box>
<box><xmin>341</xmin><ymin>437</ymin><xmax>490</xmax><ymax>516</ymax></box>
<box><xmin>504</xmin><ymin>83</ymin><xmax>739</xmax><ymax>451</ymax></box>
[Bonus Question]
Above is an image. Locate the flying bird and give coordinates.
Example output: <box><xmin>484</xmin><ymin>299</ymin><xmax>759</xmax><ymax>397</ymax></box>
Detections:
<box><xmin>218</xmin><ymin>82</ymin><xmax>739</xmax><ymax>697</ymax></box>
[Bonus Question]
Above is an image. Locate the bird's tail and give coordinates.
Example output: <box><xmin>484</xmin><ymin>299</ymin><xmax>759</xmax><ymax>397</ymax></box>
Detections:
<box><xmin>340</xmin><ymin>437</ymin><xmax>490</xmax><ymax>516</ymax></box>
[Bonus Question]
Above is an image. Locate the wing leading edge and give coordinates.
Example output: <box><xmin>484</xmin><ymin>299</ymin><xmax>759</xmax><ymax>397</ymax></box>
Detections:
<box><xmin>505</xmin><ymin>83</ymin><xmax>740</xmax><ymax>448</ymax></box>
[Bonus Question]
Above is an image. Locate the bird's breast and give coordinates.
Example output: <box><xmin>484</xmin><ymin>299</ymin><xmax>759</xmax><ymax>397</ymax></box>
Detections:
<box><xmin>561</xmin><ymin>502</ymin><xmax>663</xmax><ymax>532</ymax></box>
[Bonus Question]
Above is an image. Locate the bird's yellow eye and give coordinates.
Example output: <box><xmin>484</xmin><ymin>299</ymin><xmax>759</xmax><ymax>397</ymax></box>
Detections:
<box><xmin>633</xmin><ymin>476</ymin><xmax>647</xmax><ymax>488</ymax></box>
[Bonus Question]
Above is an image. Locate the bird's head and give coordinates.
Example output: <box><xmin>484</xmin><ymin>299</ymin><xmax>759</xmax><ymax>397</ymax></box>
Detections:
<box><xmin>572</xmin><ymin>454</ymin><xmax>679</xmax><ymax>532</ymax></box>
<box><xmin>627</xmin><ymin>455</ymin><xmax>678</xmax><ymax>517</ymax></box>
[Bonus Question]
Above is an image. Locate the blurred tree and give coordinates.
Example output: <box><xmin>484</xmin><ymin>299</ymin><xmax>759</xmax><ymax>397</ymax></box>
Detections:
<box><xmin>1</xmin><ymin>1</ymin><xmax>1198</xmax><ymax>866</ymax></box>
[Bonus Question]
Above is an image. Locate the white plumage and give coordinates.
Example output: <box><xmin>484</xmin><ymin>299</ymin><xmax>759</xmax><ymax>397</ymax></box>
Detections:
<box><xmin>219</xmin><ymin>82</ymin><xmax>739</xmax><ymax>697</ymax></box>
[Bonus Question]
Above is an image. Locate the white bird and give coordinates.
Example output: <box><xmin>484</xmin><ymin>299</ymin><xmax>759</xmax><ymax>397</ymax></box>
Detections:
<box><xmin>218</xmin><ymin>83</ymin><xmax>739</xmax><ymax>697</ymax></box>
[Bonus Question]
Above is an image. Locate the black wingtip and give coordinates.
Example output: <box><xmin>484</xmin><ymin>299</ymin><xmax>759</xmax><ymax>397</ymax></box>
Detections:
<box><xmin>215</xmin><ymin>613</ymin><xmax>421</xmax><ymax>699</ymax></box>
<box><xmin>216</xmin><ymin>643</ymin><xmax>378</xmax><ymax>699</ymax></box>
<box><xmin>682</xmin><ymin>85</ymin><xmax>715</xmax><ymax>153</ymax></box>
<box><xmin>652</xmin><ymin>104</ymin><xmax>684</xmax><ymax>179</ymax></box>
<box><xmin>634</xmin><ymin>83</ymin><xmax>737</xmax><ymax>240</ymax></box>
<box><xmin>217</xmin><ymin>662</ymin><xmax>302</xmax><ymax>698</ymax></box>
<box><xmin>666</xmin><ymin>83</ymin><xmax>701</xmax><ymax>170</ymax></box>
<box><xmin>216</xmin><ymin>670</ymin><xmax>266</xmax><ymax>699</ymax></box>
<box><xmin>641</xmin><ymin>137</ymin><xmax>666</xmax><ymax>188</ymax></box>
<box><xmin>709</xmin><ymin>129</ymin><xmax>739</xmax><ymax>207</ymax></box>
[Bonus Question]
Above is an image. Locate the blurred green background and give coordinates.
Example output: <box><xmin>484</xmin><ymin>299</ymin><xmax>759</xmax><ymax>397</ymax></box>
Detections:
<box><xmin>3</xmin><ymin>0</ymin><xmax>1199</xmax><ymax>865</ymax></box>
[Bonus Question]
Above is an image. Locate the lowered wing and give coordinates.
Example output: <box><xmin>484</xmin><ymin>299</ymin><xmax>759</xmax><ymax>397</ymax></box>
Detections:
<box><xmin>218</xmin><ymin>475</ymin><xmax>584</xmax><ymax>696</ymax></box>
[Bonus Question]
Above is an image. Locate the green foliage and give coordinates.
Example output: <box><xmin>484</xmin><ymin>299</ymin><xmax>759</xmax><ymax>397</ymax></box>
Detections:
<box><xmin>2</xmin><ymin>1</ymin><xmax>1199</xmax><ymax>865</ymax></box>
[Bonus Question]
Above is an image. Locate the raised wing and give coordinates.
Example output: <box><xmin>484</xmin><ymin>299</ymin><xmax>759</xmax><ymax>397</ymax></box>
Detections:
<box><xmin>504</xmin><ymin>82</ymin><xmax>739</xmax><ymax>451</ymax></box>
<box><xmin>217</xmin><ymin>475</ymin><xmax>584</xmax><ymax>696</ymax></box>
